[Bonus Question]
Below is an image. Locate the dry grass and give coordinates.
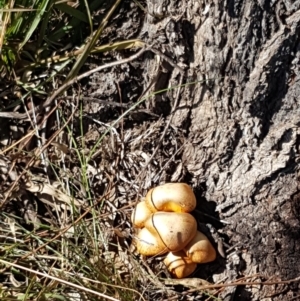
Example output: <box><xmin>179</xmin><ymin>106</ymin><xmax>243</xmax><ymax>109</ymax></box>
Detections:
<box><xmin>0</xmin><ymin>1</ymin><xmax>192</xmax><ymax>300</ymax></box>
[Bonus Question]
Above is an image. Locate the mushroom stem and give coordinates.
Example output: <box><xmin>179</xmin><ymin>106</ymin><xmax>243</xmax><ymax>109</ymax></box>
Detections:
<box><xmin>184</xmin><ymin>231</ymin><xmax>216</xmax><ymax>264</ymax></box>
<box><xmin>164</xmin><ymin>251</ymin><xmax>197</xmax><ymax>278</ymax></box>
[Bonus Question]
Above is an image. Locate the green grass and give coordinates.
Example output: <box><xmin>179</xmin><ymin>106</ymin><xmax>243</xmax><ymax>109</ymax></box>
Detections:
<box><xmin>0</xmin><ymin>211</ymin><xmax>145</xmax><ymax>301</ymax></box>
<box><xmin>0</xmin><ymin>0</ymin><xmax>215</xmax><ymax>299</ymax></box>
<box><xmin>0</xmin><ymin>0</ymin><xmax>150</xmax><ymax>300</ymax></box>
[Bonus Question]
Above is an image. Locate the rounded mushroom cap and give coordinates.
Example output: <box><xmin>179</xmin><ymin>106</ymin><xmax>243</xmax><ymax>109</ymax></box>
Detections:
<box><xmin>135</xmin><ymin>228</ymin><xmax>168</xmax><ymax>256</ymax></box>
<box><xmin>145</xmin><ymin>183</ymin><xmax>196</xmax><ymax>213</ymax></box>
<box><xmin>144</xmin><ymin>212</ymin><xmax>197</xmax><ymax>252</ymax></box>
<box><xmin>164</xmin><ymin>251</ymin><xmax>197</xmax><ymax>278</ymax></box>
<box><xmin>131</xmin><ymin>201</ymin><xmax>152</xmax><ymax>228</ymax></box>
<box><xmin>184</xmin><ymin>231</ymin><xmax>216</xmax><ymax>263</ymax></box>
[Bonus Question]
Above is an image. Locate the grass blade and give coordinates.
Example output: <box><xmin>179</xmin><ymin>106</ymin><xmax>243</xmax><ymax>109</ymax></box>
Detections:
<box><xmin>65</xmin><ymin>0</ymin><xmax>122</xmax><ymax>81</ymax></box>
<box><xmin>18</xmin><ymin>0</ymin><xmax>49</xmax><ymax>51</ymax></box>
<box><xmin>55</xmin><ymin>3</ymin><xmax>89</xmax><ymax>23</ymax></box>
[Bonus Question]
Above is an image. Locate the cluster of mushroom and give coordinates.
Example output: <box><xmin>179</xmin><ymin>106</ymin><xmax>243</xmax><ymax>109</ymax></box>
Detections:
<box><xmin>131</xmin><ymin>183</ymin><xmax>216</xmax><ymax>278</ymax></box>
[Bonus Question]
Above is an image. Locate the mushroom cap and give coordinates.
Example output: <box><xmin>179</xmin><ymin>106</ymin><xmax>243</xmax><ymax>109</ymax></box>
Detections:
<box><xmin>131</xmin><ymin>201</ymin><xmax>152</xmax><ymax>228</ymax></box>
<box><xmin>135</xmin><ymin>228</ymin><xmax>168</xmax><ymax>256</ymax></box>
<box><xmin>164</xmin><ymin>251</ymin><xmax>197</xmax><ymax>278</ymax></box>
<box><xmin>184</xmin><ymin>231</ymin><xmax>216</xmax><ymax>263</ymax></box>
<box><xmin>145</xmin><ymin>183</ymin><xmax>196</xmax><ymax>213</ymax></box>
<box><xmin>144</xmin><ymin>212</ymin><xmax>197</xmax><ymax>252</ymax></box>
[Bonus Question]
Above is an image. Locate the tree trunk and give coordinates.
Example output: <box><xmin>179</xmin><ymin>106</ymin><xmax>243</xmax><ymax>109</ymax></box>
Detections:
<box><xmin>142</xmin><ymin>0</ymin><xmax>300</xmax><ymax>299</ymax></box>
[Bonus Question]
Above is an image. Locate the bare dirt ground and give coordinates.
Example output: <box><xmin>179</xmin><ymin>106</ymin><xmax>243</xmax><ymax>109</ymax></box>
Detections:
<box><xmin>1</xmin><ymin>0</ymin><xmax>300</xmax><ymax>300</ymax></box>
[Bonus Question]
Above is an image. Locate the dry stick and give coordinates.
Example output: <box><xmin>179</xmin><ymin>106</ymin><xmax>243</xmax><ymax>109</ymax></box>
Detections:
<box><xmin>1</xmin><ymin>47</ymin><xmax>147</xmax><ymax>206</ymax></box>
<box><xmin>65</xmin><ymin>96</ymin><xmax>130</xmax><ymax>108</ymax></box>
<box><xmin>126</xmin><ymin>45</ymin><xmax>187</xmax><ymax>192</ymax></box>
<box><xmin>0</xmin><ymin>47</ymin><xmax>147</xmax><ymax>120</ymax></box>
<box><xmin>0</xmin><ymin>180</ymin><xmax>113</xmax><ymax>275</ymax></box>
<box><xmin>0</xmin><ymin>100</ymin><xmax>64</xmax><ymax>155</ymax></box>
<box><xmin>163</xmin><ymin>273</ymin><xmax>260</xmax><ymax>291</ymax></box>
<box><xmin>0</xmin><ymin>259</ymin><xmax>120</xmax><ymax>301</ymax></box>
<box><xmin>67</xmin><ymin>272</ymin><xmax>147</xmax><ymax>301</ymax></box>
<box><xmin>16</xmin><ymin>39</ymin><xmax>144</xmax><ymax>73</ymax></box>
<box><xmin>0</xmin><ymin>130</ymin><xmax>37</xmax><ymax>154</ymax></box>
<box><xmin>88</xmin><ymin>46</ymin><xmax>186</xmax><ymax>161</ymax></box>
<box><xmin>129</xmin><ymin>73</ymin><xmax>184</xmax><ymax>225</ymax></box>
<box><xmin>149</xmin><ymin>46</ymin><xmax>185</xmax><ymax>74</ymax></box>
<box><xmin>2</xmin><ymin>195</ymin><xmax>139</xmax><ymax>276</ymax></box>
<box><xmin>3</xmin><ymin>177</ymin><xmax>138</xmax><ymax>269</ymax></box>
<box><xmin>134</xmin><ymin>72</ymin><xmax>184</xmax><ymax>190</ymax></box>
<box><xmin>1</xmin><ymin>45</ymin><xmax>182</xmax><ymax>262</ymax></box>
<box><xmin>0</xmin><ymin>46</ymin><xmax>152</xmax><ymax>263</ymax></box>
<box><xmin>163</xmin><ymin>276</ymin><xmax>300</xmax><ymax>301</ymax></box>
<box><xmin>157</xmin><ymin>144</ymin><xmax>184</xmax><ymax>179</ymax></box>
<box><xmin>2</xmin><ymin>96</ymin><xmax>61</xmax><ymax>154</ymax></box>
<box><xmin>1</xmin><ymin>99</ymin><xmax>65</xmax><ymax>208</ymax></box>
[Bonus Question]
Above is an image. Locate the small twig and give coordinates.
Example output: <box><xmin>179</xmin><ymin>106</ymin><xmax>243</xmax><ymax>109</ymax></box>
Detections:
<box><xmin>0</xmin><ymin>259</ymin><xmax>120</xmax><ymax>301</ymax></box>
<box><xmin>149</xmin><ymin>46</ymin><xmax>185</xmax><ymax>74</ymax></box>
<box><xmin>67</xmin><ymin>96</ymin><xmax>130</xmax><ymax>108</ymax></box>
<box><xmin>163</xmin><ymin>275</ymin><xmax>300</xmax><ymax>301</ymax></box>
<box><xmin>0</xmin><ymin>178</ymin><xmax>113</xmax><ymax>274</ymax></box>
<box><xmin>133</xmin><ymin>73</ymin><xmax>185</xmax><ymax>189</ymax></box>
<box><xmin>194</xmin><ymin>209</ymin><xmax>231</xmax><ymax>225</ymax></box>
<box><xmin>29</xmin><ymin>95</ymin><xmax>49</xmax><ymax>172</ymax></box>
<box><xmin>116</xmin><ymin>81</ymin><xmax>125</xmax><ymax>161</ymax></box>
<box><xmin>157</xmin><ymin>145</ymin><xmax>184</xmax><ymax>180</ymax></box>
<box><xmin>0</xmin><ymin>99</ymin><xmax>77</xmax><ymax>209</ymax></box>
<box><xmin>200</xmin><ymin>276</ymin><xmax>300</xmax><ymax>289</ymax></box>
<box><xmin>0</xmin><ymin>47</ymin><xmax>147</xmax><ymax>120</ymax></box>
<box><xmin>16</xmin><ymin>40</ymin><xmax>145</xmax><ymax>73</ymax></box>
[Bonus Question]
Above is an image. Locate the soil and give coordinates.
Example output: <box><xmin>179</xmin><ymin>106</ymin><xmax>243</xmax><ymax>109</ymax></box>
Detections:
<box><xmin>100</xmin><ymin>1</ymin><xmax>300</xmax><ymax>299</ymax></box>
<box><xmin>1</xmin><ymin>0</ymin><xmax>300</xmax><ymax>300</ymax></box>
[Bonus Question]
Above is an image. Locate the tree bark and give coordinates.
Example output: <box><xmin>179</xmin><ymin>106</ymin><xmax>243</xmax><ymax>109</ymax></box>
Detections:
<box><xmin>142</xmin><ymin>0</ymin><xmax>300</xmax><ymax>299</ymax></box>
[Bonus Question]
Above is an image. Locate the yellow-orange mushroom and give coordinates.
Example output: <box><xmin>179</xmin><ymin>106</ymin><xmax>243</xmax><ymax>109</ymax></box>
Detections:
<box><xmin>135</xmin><ymin>228</ymin><xmax>168</xmax><ymax>256</ymax></box>
<box><xmin>131</xmin><ymin>201</ymin><xmax>152</xmax><ymax>228</ymax></box>
<box><xmin>164</xmin><ymin>251</ymin><xmax>197</xmax><ymax>278</ymax></box>
<box><xmin>145</xmin><ymin>183</ymin><xmax>196</xmax><ymax>213</ymax></box>
<box><xmin>184</xmin><ymin>231</ymin><xmax>216</xmax><ymax>264</ymax></box>
<box><xmin>134</xmin><ymin>212</ymin><xmax>197</xmax><ymax>256</ymax></box>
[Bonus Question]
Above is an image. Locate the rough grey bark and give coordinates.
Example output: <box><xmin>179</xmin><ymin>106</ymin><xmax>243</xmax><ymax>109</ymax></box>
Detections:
<box><xmin>140</xmin><ymin>1</ymin><xmax>300</xmax><ymax>300</ymax></box>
